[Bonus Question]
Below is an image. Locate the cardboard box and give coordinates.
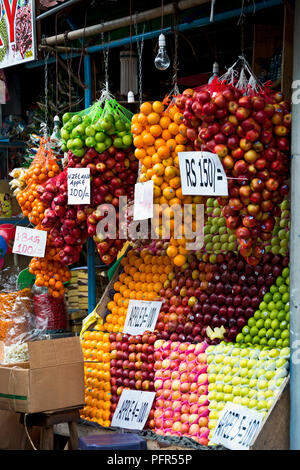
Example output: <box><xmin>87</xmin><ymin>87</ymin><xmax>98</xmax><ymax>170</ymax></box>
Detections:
<box><xmin>0</xmin><ymin>337</ymin><xmax>85</xmax><ymax>413</ymax></box>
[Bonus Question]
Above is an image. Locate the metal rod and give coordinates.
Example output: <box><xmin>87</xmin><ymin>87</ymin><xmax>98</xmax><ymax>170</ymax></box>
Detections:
<box><xmin>39</xmin><ymin>44</ymin><xmax>86</xmax><ymax>53</ymax></box>
<box><xmin>26</xmin><ymin>0</ymin><xmax>283</xmax><ymax>70</ymax></box>
<box><xmin>36</xmin><ymin>0</ymin><xmax>83</xmax><ymax>21</ymax></box>
<box><xmin>43</xmin><ymin>0</ymin><xmax>211</xmax><ymax>45</ymax></box>
<box><xmin>290</xmin><ymin>0</ymin><xmax>300</xmax><ymax>451</ymax></box>
<box><xmin>84</xmin><ymin>54</ymin><xmax>97</xmax><ymax>314</ymax></box>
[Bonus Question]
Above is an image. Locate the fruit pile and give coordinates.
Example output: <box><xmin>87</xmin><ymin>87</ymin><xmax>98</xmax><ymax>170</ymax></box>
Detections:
<box><xmin>109</xmin><ymin>332</ymin><xmax>157</xmax><ymax>425</ymax></box>
<box><xmin>131</xmin><ymin>99</ymin><xmax>204</xmax><ymax>267</ymax></box>
<box><xmin>76</xmin><ymin>146</ymin><xmax>138</xmax><ymax>265</ymax></box>
<box><xmin>176</xmin><ymin>85</ymin><xmax>290</xmax><ymax>266</ymax></box>
<box><xmin>80</xmin><ymin>326</ymin><xmax>112</xmax><ymax>427</ymax></box>
<box><xmin>104</xmin><ymin>247</ymin><xmax>174</xmax><ymax>333</ymax></box>
<box><xmin>206</xmin><ymin>343</ymin><xmax>290</xmax><ymax>442</ymax></box>
<box><xmin>152</xmin><ymin>339</ymin><xmax>209</xmax><ymax>445</ymax></box>
<box><xmin>236</xmin><ymin>266</ymin><xmax>290</xmax><ymax>348</ymax></box>
<box><xmin>60</xmin><ymin>99</ymin><xmax>133</xmax><ymax>157</ymax></box>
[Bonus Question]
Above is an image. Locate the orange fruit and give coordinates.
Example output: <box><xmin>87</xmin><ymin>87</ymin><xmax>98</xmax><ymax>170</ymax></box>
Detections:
<box><xmin>140</xmin><ymin>102</ymin><xmax>152</xmax><ymax>115</ymax></box>
<box><xmin>147</xmin><ymin>112</ymin><xmax>160</xmax><ymax>125</ymax></box>
<box><xmin>152</xmin><ymin>101</ymin><xmax>164</xmax><ymax>114</ymax></box>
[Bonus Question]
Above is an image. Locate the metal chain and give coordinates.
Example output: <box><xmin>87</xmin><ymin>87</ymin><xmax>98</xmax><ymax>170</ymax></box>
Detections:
<box><xmin>101</xmin><ymin>30</ymin><xmax>110</xmax><ymax>93</ymax></box>
<box><xmin>44</xmin><ymin>50</ymin><xmax>50</xmax><ymax>136</ymax></box>
<box><xmin>172</xmin><ymin>16</ymin><xmax>179</xmax><ymax>96</ymax></box>
<box><xmin>134</xmin><ymin>16</ymin><xmax>145</xmax><ymax>106</ymax></box>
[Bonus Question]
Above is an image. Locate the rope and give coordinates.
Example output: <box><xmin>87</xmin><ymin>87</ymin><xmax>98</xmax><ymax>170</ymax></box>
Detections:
<box><xmin>24</xmin><ymin>413</ymin><xmax>38</xmax><ymax>451</ymax></box>
<box><xmin>129</xmin><ymin>0</ymin><xmax>133</xmax><ymax>94</ymax></box>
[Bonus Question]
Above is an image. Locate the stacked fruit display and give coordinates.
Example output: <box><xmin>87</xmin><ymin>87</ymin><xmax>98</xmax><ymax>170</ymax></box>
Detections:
<box><xmin>60</xmin><ymin>100</ymin><xmax>133</xmax><ymax>156</ymax></box>
<box><xmin>152</xmin><ymin>339</ymin><xmax>209</xmax><ymax>445</ymax></box>
<box><xmin>109</xmin><ymin>331</ymin><xmax>157</xmax><ymax>426</ymax></box>
<box><xmin>175</xmin><ymin>86</ymin><xmax>290</xmax><ymax>266</ymax></box>
<box><xmin>236</xmin><ymin>266</ymin><xmax>290</xmax><ymax>348</ymax></box>
<box><xmin>206</xmin><ymin>342</ymin><xmax>290</xmax><ymax>443</ymax></box>
<box><xmin>104</xmin><ymin>247</ymin><xmax>174</xmax><ymax>334</ymax></box>
<box><xmin>131</xmin><ymin>99</ymin><xmax>206</xmax><ymax>267</ymax></box>
<box><xmin>80</xmin><ymin>325</ymin><xmax>112</xmax><ymax>427</ymax></box>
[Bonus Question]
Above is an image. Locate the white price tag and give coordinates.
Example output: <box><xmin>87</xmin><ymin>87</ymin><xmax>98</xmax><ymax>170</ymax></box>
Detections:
<box><xmin>111</xmin><ymin>390</ymin><xmax>156</xmax><ymax>430</ymax></box>
<box><xmin>133</xmin><ymin>180</ymin><xmax>153</xmax><ymax>221</ymax></box>
<box><xmin>123</xmin><ymin>300</ymin><xmax>162</xmax><ymax>335</ymax></box>
<box><xmin>210</xmin><ymin>403</ymin><xmax>264</xmax><ymax>450</ymax></box>
<box><xmin>67</xmin><ymin>167</ymin><xmax>90</xmax><ymax>205</ymax></box>
<box><xmin>12</xmin><ymin>226</ymin><xmax>47</xmax><ymax>258</ymax></box>
<box><xmin>178</xmin><ymin>151</ymin><xmax>228</xmax><ymax>196</ymax></box>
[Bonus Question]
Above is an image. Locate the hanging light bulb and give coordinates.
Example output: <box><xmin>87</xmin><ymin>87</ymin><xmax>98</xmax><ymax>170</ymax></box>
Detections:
<box><xmin>154</xmin><ymin>34</ymin><xmax>170</xmax><ymax>71</ymax></box>
<box><xmin>208</xmin><ymin>61</ymin><xmax>219</xmax><ymax>83</ymax></box>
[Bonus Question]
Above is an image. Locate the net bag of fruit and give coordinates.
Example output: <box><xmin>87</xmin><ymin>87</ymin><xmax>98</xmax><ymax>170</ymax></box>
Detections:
<box><xmin>98</xmin><ymin>98</ymin><xmax>133</xmax><ymax>149</ymax></box>
<box><xmin>33</xmin><ymin>289</ymin><xmax>68</xmax><ymax>333</ymax></box>
<box><xmin>0</xmin><ymin>288</ymin><xmax>33</xmax><ymax>347</ymax></box>
<box><xmin>176</xmin><ymin>55</ymin><xmax>291</xmax><ymax>267</ymax></box>
<box><xmin>16</xmin><ymin>138</ymin><xmax>60</xmax><ymax>225</ymax></box>
<box><xmin>38</xmin><ymin>169</ymin><xmax>88</xmax><ymax>266</ymax></box>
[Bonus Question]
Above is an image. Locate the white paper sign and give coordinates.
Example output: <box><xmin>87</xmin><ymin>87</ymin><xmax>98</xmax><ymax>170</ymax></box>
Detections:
<box><xmin>133</xmin><ymin>180</ymin><xmax>153</xmax><ymax>221</ymax></box>
<box><xmin>123</xmin><ymin>300</ymin><xmax>162</xmax><ymax>335</ymax></box>
<box><xmin>13</xmin><ymin>226</ymin><xmax>47</xmax><ymax>258</ymax></box>
<box><xmin>67</xmin><ymin>168</ymin><xmax>91</xmax><ymax>205</ymax></box>
<box><xmin>210</xmin><ymin>403</ymin><xmax>264</xmax><ymax>450</ymax></box>
<box><xmin>178</xmin><ymin>151</ymin><xmax>228</xmax><ymax>196</ymax></box>
<box><xmin>111</xmin><ymin>390</ymin><xmax>156</xmax><ymax>430</ymax></box>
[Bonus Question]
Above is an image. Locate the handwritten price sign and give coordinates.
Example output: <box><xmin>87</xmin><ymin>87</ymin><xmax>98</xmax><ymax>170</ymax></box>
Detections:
<box><xmin>111</xmin><ymin>390</ymin><xmax>156</xmax><ymax>430</ymax></box>
<box><xmin>67</xmin><ymin>168</ymin><xmax>91</xmax><ymax>205</ymax></box>
<box><xmin>123</xmin><ymin>300</ymin><xmax>162</xmax><ymax>335</ymax></box>
<box><xmin>13</xmin><ymin>226</ymin><xmax>47</xmax><ymax>258</ymax></box>
<box><xmin>133</xmin><ymin>180</ymin><xmax>153</xmax><ymax>221</ymax></box>
<box><xmin>210</xmin><ymin>403</ymin><xmax>263</xmax><ymax>450</ymax></box>
<box><xmin>179</xmin><ymin>151</ymin><xmax>228</xmax><ymax>196</ymax></box>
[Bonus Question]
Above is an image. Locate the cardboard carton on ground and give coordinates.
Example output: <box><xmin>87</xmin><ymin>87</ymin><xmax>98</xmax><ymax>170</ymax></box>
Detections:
<box><xmin>0</xmin><ymin>337</ymin><xmax>85</xmax><ymax>413</ymax></box>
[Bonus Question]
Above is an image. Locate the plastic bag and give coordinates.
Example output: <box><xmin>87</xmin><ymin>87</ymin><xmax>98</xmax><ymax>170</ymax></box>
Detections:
<box><xmin>61</xmin><ymin>98</ymin><xmax>133</xmax><ymax>157</ymax></box>
<box><xmin>16</xmin><ymin>138</ymin><xmax>60</xmax><ymax>225</ymax></box>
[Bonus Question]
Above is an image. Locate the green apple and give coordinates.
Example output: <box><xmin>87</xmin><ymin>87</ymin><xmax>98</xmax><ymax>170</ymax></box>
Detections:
<box><xmin>248</xmin><ymin>399</ymin><xmax>258</xmax><ymax>409</ymax></box>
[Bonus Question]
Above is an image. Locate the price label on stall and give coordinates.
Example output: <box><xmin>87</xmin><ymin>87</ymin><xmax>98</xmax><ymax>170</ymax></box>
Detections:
<box><xmin>123</xmin><ymin>300</ymin><xmax>162</xmax><ymax>335</ymax></box>
<box><xmin>210</xmin><ymin>403</ymin><xmax>263</xmax><ymax>450</ymax></box>
<box><xmin>133</xmin><ymin>180</ymin><xmax>153</xmax><ymax>221</ymax></box>
<box><xmin>13</xmin><ymin>226</ymin><xmax>47</xmax><ymax>258</ymax></box>
<box><xmin>67</xmin><ymin>167</ymin><xmax>91</xmax><ymax>205</ymax></box>
<box><xmin>111</xmin><ymin>390</ymin><xmax>156</xmax><ymax>430</ymax></box>
<box><xmin>178</xmin><ymin>151</ymin><xmax>228</xmax><ymax>196</ymax></box>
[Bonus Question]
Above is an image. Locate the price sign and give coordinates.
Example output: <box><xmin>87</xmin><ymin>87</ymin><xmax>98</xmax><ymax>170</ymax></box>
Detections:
<box><xmin>67</xmin><ymin>168</ymin><xmax>91</xmax><ymax>205</ymax></box>
<box><xmin>178</xmin><ymin>151</ymin><xmax>228</xmax><ymax>196</ymax></box>
<box><xmin>133</xmin><ymin>180</ymin><xmax>153</xmax><ymax>221</ymax></box>
<box><xmin>111</xmin><ymin>390</ymin><xmax>156</xmax><ymax>430</ymax></box>
<box><xmin>123</xmin><ymin>300</ymin><xmax>162</xmax><ymax>335</ymax></box>
<box><xmin>13</xmin><ymin>226</ymin><xmax>47</xmax><ymax>258</ymax></box>
<box><xmin>210</xmin><ymin>403</ymin><xmax>263</xmax><ymax>450</ymax></box>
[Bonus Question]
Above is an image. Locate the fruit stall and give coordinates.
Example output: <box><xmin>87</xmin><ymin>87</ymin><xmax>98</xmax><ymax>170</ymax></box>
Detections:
<box><xmin>0</xmin><ymin>0</ymin><xmax>297</xmax><ymax>452</ymax></box>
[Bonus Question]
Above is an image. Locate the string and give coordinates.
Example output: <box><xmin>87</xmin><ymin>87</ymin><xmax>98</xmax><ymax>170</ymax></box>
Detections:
<box><xmin>129</xmin><ymin>0</ymin><xmax>133</xmax><ymax>94</ymax></box>
<box><xmin>55</xmin><ymin>14</ymin><xmax>58</xmax><ymax>110</ymax></box>
<box><xmin>161</xmin><ymin>0</ymin><xmax>164</xmax><ymax>31</ymax></box>
<box><xmin>78</xmin><ymin>9</ymin><xmax>87</xmax><ymax>86</ymax></box>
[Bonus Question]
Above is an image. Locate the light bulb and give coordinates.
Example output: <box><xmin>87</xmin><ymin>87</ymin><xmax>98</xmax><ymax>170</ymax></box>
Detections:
<box><xmin>154</xmin><ymin>34</ymin><xmax>170</xmax><ymax>71</ymax></box>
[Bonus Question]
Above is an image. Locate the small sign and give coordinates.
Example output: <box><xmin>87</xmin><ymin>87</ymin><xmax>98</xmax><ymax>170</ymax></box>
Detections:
<box><xmin>13</xmin><ymin>226</ymin><xmax>47</xmax><ymax>258</ymax></box>
<box><xmin>111</xmin><ymin>389</ymin><xmax>156</xmax><ymax>430</ymax></box>
<box><xmin>123</xmin><ymin>300</ymin><xmax>162</xmax><ymax>335</ymax></box>
<box><xmin>178</xmin><ymin>151</ymin><xmax>228</xmax><ymax>196</ymax></box>
<box><xmin>133</xmin><ymin>180</ymin><xmax>153</xmax><ymax>221</ymax></box>
<box><xmin>67</xmin><ymin>168</ymin><xmax>91</xmax><ymax>205</ymax></box>
<box><xmin>210</xmin><ymin>403</ymin><xmax>264</xmax><ymax>450</ymax></box>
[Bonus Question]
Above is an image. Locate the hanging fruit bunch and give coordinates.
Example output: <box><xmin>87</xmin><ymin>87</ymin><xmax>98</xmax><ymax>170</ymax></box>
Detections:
<box><xmin>16</xmin><ymin>139</ymin><xmax>60</xmax><ymax>224</ymax></box>
<box><xmin>28</xmin><ymin>234</ymin><xmax>71</xmax><ymax>297</ymax></box>
<box><xmin>61</xmin><ymin>98</ymin><xmax>138</xmax><ymax>266</ymax></box>
<box><xmin>131</xmin><ymin>99</ymin><xmax>206</xmax><ymax>268</ymax></box>
<box><xmin>175</xmin><ymin>57</ymin><xmax>290</xmax><ymax>266</ymax></box>
<box><xmin>37</xmin><ymin>170</ymin><xmax>88</xmax><ymax>266</ymax></box>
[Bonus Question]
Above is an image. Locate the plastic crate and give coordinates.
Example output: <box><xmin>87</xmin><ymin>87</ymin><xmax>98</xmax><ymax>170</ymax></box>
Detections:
<box><xmin>78</xmin><ymin>433</ymin><xmax>147</xmax><ymax>450</ymax></box>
